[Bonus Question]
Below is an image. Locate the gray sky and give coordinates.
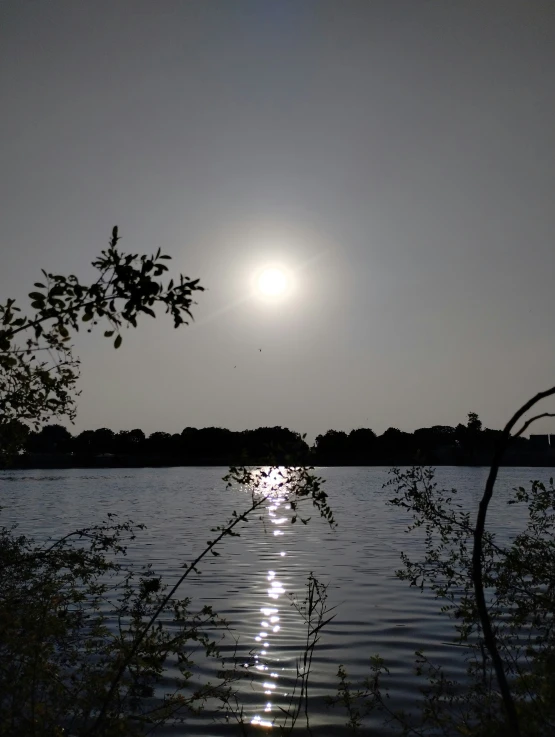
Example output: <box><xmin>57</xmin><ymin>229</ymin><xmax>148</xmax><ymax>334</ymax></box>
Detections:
<box><xmin>1</xmin><ymin>0</ymin><xmax>554</xmax><ymax>441</ymax></box>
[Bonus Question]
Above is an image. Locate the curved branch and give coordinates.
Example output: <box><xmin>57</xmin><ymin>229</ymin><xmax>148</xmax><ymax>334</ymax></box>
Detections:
<box><xmin>514</xmin><ymin>412</ymin><xmax>555</xmax><ymax>439</ymax></box>
<box><xmin>472</xmin><ymin>385</ymin><xmax>555</xmax><ymax>737</ymax></box>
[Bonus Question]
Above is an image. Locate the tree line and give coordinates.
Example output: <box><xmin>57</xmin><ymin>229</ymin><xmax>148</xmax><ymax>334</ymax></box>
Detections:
<box><xmin>13</xmin><ymin>411</ymin><xmax>553</xmax><ymax>467</ymax></box>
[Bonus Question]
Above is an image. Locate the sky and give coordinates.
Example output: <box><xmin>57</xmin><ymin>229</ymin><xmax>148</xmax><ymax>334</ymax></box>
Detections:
<box><xmin>1</xmin><ymin>0</ymin><xmax>555</xmax><ymax>441</ymax></box>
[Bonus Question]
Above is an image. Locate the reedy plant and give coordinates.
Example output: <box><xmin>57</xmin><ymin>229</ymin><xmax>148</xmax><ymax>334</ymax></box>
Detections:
<box><xmin>326</xmin><ymin>464</ymin><xmax>555</xmax><ymax>737</ymax></box>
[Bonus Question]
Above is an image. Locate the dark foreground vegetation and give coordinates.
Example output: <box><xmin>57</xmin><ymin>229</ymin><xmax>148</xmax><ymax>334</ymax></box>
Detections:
<box><xmin>1</xmin><ymin>227</ymin><xmax>555</xmax><ymax>736</ymax></box>
<box><xmin>8</xmin><ymin>413</ymin><xmax>555</xmax><ymax>469</ymax></box>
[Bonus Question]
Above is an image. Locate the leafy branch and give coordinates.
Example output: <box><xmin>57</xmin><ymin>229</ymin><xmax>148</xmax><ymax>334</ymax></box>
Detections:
<box><xmin>0</xmin><ymin>226</ymin><xmax>204</xmax><ymax>443</ymax></box>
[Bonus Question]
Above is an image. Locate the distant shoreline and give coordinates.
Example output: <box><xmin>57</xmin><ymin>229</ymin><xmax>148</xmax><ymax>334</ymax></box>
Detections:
<box><xmin>4</xmin><ymin>455</ymin><xmax>555</xmax><ymax>471</ymax></box>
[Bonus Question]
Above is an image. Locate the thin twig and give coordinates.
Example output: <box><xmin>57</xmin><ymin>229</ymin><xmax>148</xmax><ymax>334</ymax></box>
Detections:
<box><xmin>514</xmin><ymin>412</ymin><xmax>555</xmax><ymax>439</ymax></box>
<box><xmin>88</xmin><ymin>493</ymin><xmax>268</xmax><ymax>735</ymax></box>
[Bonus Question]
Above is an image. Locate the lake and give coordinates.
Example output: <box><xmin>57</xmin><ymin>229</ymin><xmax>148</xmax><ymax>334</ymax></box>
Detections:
<box><xmin>1</xmin><ymin>465</ymin><xmax>553</xmax><ymax>735</ymax></box>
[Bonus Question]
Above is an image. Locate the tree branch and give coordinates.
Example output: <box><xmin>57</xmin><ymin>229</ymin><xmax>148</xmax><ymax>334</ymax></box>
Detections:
<box><xmin>514</xmin><ymin>412</ymin><xmax>555</xmax><ymax>439</ymax></box>
<box><xmin>472</xmin><ymin>385</ymin><xmax>555</xmax><ymax>737</ymax></box>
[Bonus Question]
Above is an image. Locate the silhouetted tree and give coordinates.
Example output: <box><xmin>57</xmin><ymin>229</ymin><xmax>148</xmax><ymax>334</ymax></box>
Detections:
<box><xmin>454</xmin><ymin>412</ymin><xmax>483</xmax><ymax>462</ymax></box>
<box><xmin>0</xmin><ymin>419</ymin><xmax>30</xmax><ymax>461</ymax></box>
<box><xmin>93</xmin><ymin>428</ymin><xmax>115</xmax><ymax>454</ymax></box>
<box><xmin>480</xmin><ymin>427</ymin><xmax>504</xmax><ymax>455</ymax></box>
<box><xmin>313</xmin><ymin>430</ymin><xmax>349</xmax><ymax>464</ymax></box>
<box><xmin>113</xmin><ymin>429</ymin><xmax>145</xmax><ymax>455</ymax></box>
<box><xmin>376</xmin><ymin>427</ymin><xmax>413</xmax><ymax>462</ymax></box>
<box><xmin>238</xmin><ymin>427</ymin><xmax>305</xmax><ymax>464</ymax></box>
<box><xmin>146</xmin><ymin>431</ymin><xmax>173</xmax><ymax>455</ymax></box>
<box><xmin>347</xmin><ymin>428</ymin><xmax>377</xmax><ymax>463</ymax></box>
<box><xmin>178</xmin><ymin>427</ymin><xmax>232</xmax><ymax>462</ymax></box>
<box><xmin>73</xmin><ymin>430</ymin><xmax>96</xmax><ymax>455</ymax></box>
<box><xmin>169</xmin><ymin>433</ymin><xmax>182</xmax><ymax>455</ymax></box>
<box><xmin>27</xmin><ymin>424</ymin><xmax>72</xmax><ymax>454</ymax></box>
<box><xmin>412</xmin><ymin>425</ymin><xmax>456</xmax><ymax>462</ymax></box>
<box><xmin>467</xmin><ymin>412</ymin><xmax>482</xmax><ymax>433</ymax></box>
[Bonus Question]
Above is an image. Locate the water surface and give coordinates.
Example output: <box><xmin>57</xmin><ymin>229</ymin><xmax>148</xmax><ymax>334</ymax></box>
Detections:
<box><xmin>1</xmin><ymin>465</ymin><xmax>552</xmax><ymax>735</ymax></box>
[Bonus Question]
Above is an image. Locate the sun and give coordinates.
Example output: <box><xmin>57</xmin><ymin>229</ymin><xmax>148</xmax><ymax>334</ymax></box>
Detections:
<box><xmin>256</xmin><ymin>267</ymin><xmax>289</xmax><ymax>297</ymax></box>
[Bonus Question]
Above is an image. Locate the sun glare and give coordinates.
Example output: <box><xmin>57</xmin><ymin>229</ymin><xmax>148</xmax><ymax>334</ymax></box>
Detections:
<box><xmin>256</xmin><ymin>267</ymin><xmax>288</xmax><ymax>297</ymax></box>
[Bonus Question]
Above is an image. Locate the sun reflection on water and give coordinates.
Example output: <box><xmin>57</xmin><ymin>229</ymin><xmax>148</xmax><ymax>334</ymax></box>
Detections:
<box><xmin>249</xmin><ymin>469</ymin><xmax>295</xmax><ymax>730</ymax></box>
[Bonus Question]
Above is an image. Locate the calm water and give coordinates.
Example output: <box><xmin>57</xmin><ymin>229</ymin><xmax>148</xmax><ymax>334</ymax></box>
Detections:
<box><xmin>1</xmin><ymin>465</ymin><xmax>553</xmax><ymax>736</ymax></box>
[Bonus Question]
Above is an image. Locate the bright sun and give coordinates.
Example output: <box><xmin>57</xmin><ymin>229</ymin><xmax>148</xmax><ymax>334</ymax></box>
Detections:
<box><xmin>257</xmin><ymin>267</ymin><xmax>289</xmax><ymax>297</ymax></box>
